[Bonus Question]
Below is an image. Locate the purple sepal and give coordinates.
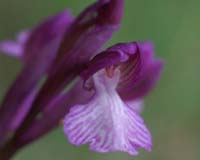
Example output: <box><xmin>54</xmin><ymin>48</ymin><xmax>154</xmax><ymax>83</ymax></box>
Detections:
<box><xmin>0</xmin><ymin>0</ymin><xmax>124</xmax><ymax>148</ymax></box>
<box><xmin>0</xmin><ymin>10</ymin><xmax>73</xmax><ymax>64</ymax></box>
<box><xmin>118</xmin><ymin>42</ymin><xmax>164</xmax><ymax>100</ymax></box>
<box><xmin>10</xmin><ymin>89</ymin><xmax>37</xmax><ymax>131</ymax></box>
<box><xmin>23</xmin><ymin>10</ymin><xmax>73</xmax><ymax>64</ymax></box>
<box><xmin>15</xmin><ymin>81</ymin><xmax>94</xmax><ymax>147</ymax></box>
<box><xmin>0</xmin><ymin>31</ymin><xmax>29</xmax><ymax>59</ymax></box>
<box><xmin>81</xmin><ymin>49</ymin><xmax>129</xmax><ymax>80</ymax></box>
<box><xmin>28</xmin><ymin>0</ymin><xmax>123</xmax><ymax>117</ymax></box>
<box><xmin>0</xmin><ymin>10</ymin><xmax>73</xmax><ymax>146</ymax></box>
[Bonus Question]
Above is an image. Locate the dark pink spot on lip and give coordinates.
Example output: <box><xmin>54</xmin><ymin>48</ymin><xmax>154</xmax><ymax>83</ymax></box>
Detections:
<box><xmin>105</xmin><ymin>65</ymin><xmax>117</xmax><ymax>78</ymax></box>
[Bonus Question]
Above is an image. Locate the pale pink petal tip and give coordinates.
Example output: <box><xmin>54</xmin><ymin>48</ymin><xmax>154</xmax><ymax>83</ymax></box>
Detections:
<box><xmin>0</xmin><ymin>31</ymin><xmax>29</xmax><ymax>58</ymax></box>
<box><xmin>64</xmin><ymin>70</ymin><xmax>152</xmax><ymax>155</ymax></box>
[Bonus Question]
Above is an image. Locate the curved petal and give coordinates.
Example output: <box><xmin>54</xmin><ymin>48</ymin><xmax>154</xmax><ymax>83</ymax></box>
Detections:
<box><xmin>15</xmin><ymin>80</ymin><xmax>94</xmax><ymax>147</ymax></box>
<box><xmin>117</xmin><ymin>42</ymin><xmax>164</xmax><ymax>100</ymax></box>
<box><xmin>10</xmin><ymin>88</ymin><xmax>37</xmax><ymax>131</ymax></box>
<box><xmin>0</xmin><ymin>10</ymin><xmax>73</xmax><ymax>63</ymax></box>
<box><xmin>64</xmin><ymin>69</ymin><xmax>152</xmax><ymax>155</ymax></box>
<box><xmin>81</xmin><ymin>49</ymin><xmax>129</xmax><ymax>80</ymax></box>
<box><xmin>33</xmin><ymin>0</ymin><xmax>124</xmax><ymax>112</ymax></box>
<box><xmin>52</xmin><ymin>0</ymin><xmax>123</xmax><ymax>64</ymax></box>
<box><xmin>81</xmin><ymin>42</ymin><xmax>163</xmax><ymax>100</ymax></box>
<box><xmin>80</xmin><ymin>42</ymin><xmax>139</xmax><ymax>90</ymax></box>
<box><xmin>0</xmin><ymin>10</ymin><xmax>74</xmax><ymax>146</ymax></box>
<box><xmin>121</xmin><ymin>61</ymin><xmax>164</xmax><ymax>100</ymax></box>
<box><xmin>97</xmin><ymin>0</ymin><xmax>124</xmax><ymax>25</ymax></box>
<box><xmin>23</xmin><ymin>10</ymin><xmax>73</xmax><ymax>63</ymax></box>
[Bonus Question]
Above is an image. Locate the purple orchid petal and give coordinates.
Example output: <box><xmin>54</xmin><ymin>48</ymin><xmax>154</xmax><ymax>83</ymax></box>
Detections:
<box><xmin>117</xmin><ymin>42</ymin><xmax>164</xmax><ymax>100</ymax></box>
<box><xmin>29</xmin><ymin>0</ymin><xmax>124</xmax><ymax>117</ymax></box>
<box><xmin>0</xmin><ymin>10</ymin><xmax>73</xmax><ymax>146</ymax></box>
<box><xmin>23</xmin><ymin>10</ymin><xmax>73</xmax><ymax>64</ymax></box>
<box><xmin>80</xmin><ymin>42</ymin><xmax>139</xmax><ymax>90</ymax></box>
<box><xmin>97</xmin><ymin>0</ymin><xmax>124</xmax><ymax>25</ymax></box>
<box><xmin>15</xmin><ymin>80</ymin><xmax>94</xmax><ymax>147</ymax></box>
<box><xmin>120</xmin><ymin>60</ymin><xmax>164</xmax><ymax>100</ymax></box>
<box><xmin>0</xmin><ymin>10</ymin><xmax>73</xmax><ymax>64</ymax></box>
<box><xmin>81</xmin><ymin>42</ymin><xmax>139</xmax><ymax>80</ymax></box>
<box><xmin>81</xmin><ymin>49</ymin><xmax>129</xmax><ymax>80</ymax></box>
<box><xmin>83</xmin><ymin>42</ymin><xmax>163</xmax><ymax>100</ymax></box>
<box><xmin>1</xmin><ymin>0</ymin><xmax>124</xmax><ymax>149</ymax></box>
<box><xmin>64</xmin><ymin>69</ymin><xmax>152</xmax><ymax>155</ymax></box>
<box><xmin>0</xmin><ymin>31</ymin><xmax>30</xmax><ymax>58</ymax></box>
<box><xmin>62</xmin><ymin>41</ymin><xmax>163</xmax><ymax>155</ymax></box>
<box><xmin>10</xmin><ymin>88</ymin><xmax>37</xmax><ymax>131</ymax></box>
<box><xmin>51</xmin><ymin>0</ymin><xmax>123</xmax><ymax>65</ymax></box>
<box><xmin>0</xmin><ymin>41</ymin><xmax>59</xmax><ymax>147</ymax></box>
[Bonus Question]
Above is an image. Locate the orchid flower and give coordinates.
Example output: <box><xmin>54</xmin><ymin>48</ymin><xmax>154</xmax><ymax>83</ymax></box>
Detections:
<box><xmin>0</xmin><ymin>0</ymin><xmax>163</xmax><ymax>159</ymax></box>
<box><xmin>64</xmin><ymin>42</ymin><xmax>163</xmax><ymax>155</ymax></box>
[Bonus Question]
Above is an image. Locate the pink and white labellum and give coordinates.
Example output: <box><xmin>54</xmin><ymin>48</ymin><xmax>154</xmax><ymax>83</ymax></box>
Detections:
<box><xmin>64</xmin><ymin>42</ymin><xmax>163</xmax><ymax>155</ymax></box>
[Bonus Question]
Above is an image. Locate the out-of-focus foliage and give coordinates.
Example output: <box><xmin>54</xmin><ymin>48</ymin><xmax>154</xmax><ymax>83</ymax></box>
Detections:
<box><xmin>0</xmin><ymin>0</ymin><xmax>199</xmax><ymax>160</ymax></box>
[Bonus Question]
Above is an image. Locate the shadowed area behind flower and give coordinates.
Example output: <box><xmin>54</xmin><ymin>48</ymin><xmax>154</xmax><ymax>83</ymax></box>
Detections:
<box><xmin>0</xmin><ymin>0</ymin><xmax>199</xmax><ymax>160</ymax></box>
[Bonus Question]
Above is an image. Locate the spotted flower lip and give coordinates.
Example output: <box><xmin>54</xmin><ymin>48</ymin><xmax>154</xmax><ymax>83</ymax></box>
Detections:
<box><xmin>64</xmin><ymin>42</ymin><xmax>163</xmax><ymax>155</ymax></box>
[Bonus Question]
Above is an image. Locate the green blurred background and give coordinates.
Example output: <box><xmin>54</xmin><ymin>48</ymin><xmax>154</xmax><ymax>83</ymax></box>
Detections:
<box><xmin>0</xmin><ymin>0</ymin><xmax>199</xmax><ymax>159</ymax></box>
